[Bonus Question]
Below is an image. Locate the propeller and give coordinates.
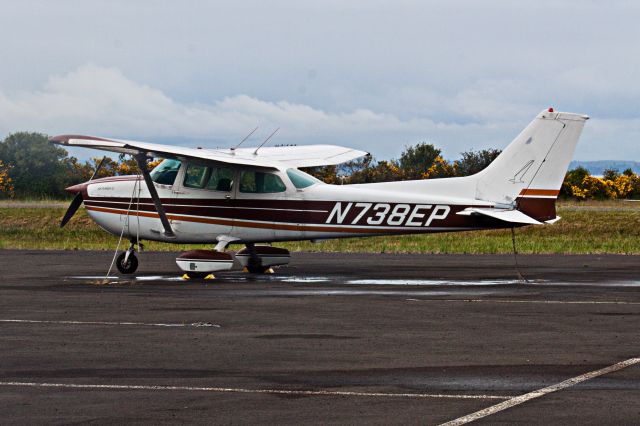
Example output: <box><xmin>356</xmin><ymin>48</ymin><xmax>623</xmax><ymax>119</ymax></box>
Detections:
<box><xmin>60</xmin><ymin>157</ymin><xmax>107</xmax><ymax>228</ymax></box>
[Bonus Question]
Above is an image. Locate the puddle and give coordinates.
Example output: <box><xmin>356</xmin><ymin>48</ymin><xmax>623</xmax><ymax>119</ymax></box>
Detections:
<box><xmin>278</xmin><ymin>277</ymin><xmax>331</xmax><ymax>283</ymax></box>
<box><xmin>347</xmin><ymin>279</ymin><xmax>529</xmax><ymax>286</ymax></box>
<box><xmin>549</xmin><ymin>280</ymin><xmax>640</xmax><ymax>288</ymax></box>
<box><xmin>70</xmin><ymin>275</ymin><xmax>184</xmax><ymax>282</ymax></box>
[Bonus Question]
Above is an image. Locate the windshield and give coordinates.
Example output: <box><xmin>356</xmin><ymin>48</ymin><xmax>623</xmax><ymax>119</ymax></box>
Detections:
<box><xmin>150</xmin><ymin>159</ymin><xmax>181</xmax><ymax>185</ymax></box>
<box><xmin>286</xmin><ymin>168</ymin><xmax>321</xmax><ymax>189</ymax></box>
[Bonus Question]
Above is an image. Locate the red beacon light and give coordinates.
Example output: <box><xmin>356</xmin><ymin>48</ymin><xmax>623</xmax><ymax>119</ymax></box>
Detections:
<box><xmin>548</xmin><ymin>107</ymin><xmax>554</xmax><ymax>112</ymax></box>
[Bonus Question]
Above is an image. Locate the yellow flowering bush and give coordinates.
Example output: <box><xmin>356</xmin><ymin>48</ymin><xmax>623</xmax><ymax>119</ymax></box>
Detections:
<box><xmin>571</xmin><ymin>185</ymin><xmax>588</xmax><ymax>199</ymax></box>
<box><xmin>0</xmin><ymin>160</ymin><xmax>14</xmax><ymax>198</ymax></box>
<box><xmin>422</xmin><ymin>156</ymin><xmax>456</xmax><ymax>179</ymax></box>
<box><xmin>612</xmin><ymin>174</ymin><xmax>633</xmax><ymax>198</ymax></box>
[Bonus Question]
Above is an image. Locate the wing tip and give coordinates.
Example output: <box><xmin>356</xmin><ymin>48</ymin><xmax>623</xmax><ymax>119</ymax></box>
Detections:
<box><xmin>49</xmin><ymin>134</ymin><xmax>115</xmax><ymax>144</ymax></box>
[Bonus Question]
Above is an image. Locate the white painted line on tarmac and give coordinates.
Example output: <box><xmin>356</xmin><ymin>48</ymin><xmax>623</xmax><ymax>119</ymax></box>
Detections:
<box><xmin>439</xmin><ymin>357</ymin><xmax>640</xmax><ymax>426</ymax></box>
<box><xmin>0</xmin><ymin>381</ymin><xmax>510</xmax><ymax>400</ymax></box>
<box><xmin>0</xmin><ymin>319</ymin><xmax>220</xmax><ymax>328</ymax></box>
<box><xmin>406</xmin><ymin>298</ymin><xmax>640</xmax><ymax>305</ymax></box>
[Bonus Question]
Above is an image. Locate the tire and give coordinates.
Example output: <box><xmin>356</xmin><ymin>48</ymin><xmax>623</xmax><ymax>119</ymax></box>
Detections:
<box><xmin>245</xmin><ymin>256</ymin><xmax>268</xmax><ymax>274</ymax></box>
<box><xmin>116</xmin><ymin>252</ymin><xmax>138</xmax><ymax>274</ymax></box>
<box><xmin>246</xmin><ymin>265</ymin><xmax>270</xmax><ymax>274</ymax></box>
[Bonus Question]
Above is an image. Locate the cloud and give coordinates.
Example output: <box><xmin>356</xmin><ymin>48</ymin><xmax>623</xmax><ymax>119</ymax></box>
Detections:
<box><xmin>1</xmin><ymin>2</ymin><xmax>639</xmax><ymax>161</ymax></box>
<box><xmin>0</xmin><ymin>65</ymin><xmax>520</xmax><ymax>157</ymax></box>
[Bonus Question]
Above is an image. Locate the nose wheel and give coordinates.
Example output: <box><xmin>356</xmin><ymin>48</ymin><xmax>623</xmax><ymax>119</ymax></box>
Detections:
<box><xmin>116</xmin><ymin>240</ymin><xmax>141</xmax><ymax>274</ymax></box>
<box><xmin>116</xmin><ymin>251</ymin><xmax>138</xmax><ymax>274</ymax></box>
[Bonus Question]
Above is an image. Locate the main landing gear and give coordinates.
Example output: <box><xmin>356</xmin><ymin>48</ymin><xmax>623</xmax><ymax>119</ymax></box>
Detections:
<box><xmin>174</xmin><ymin>242</ymin><xmax>291</xmax><ymax>278</ymax></box>
<box><xmin>236</xmin><ymin>243</ymin><xmax>291</xmax><ymax>274</ymax></box>
<box><xmin>115</xmin><ymin>238</ymin><xmax>292</xmax><ymax>278</ymax></box>
<box><xmin>116</xmin><ymin>240</ymin><xmax>143</xmax><ymax>274</ymax></box>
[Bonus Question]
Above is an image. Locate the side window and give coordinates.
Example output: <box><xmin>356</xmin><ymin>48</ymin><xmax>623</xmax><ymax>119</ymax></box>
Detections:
<box><xmin>205</xmin><ymin>167</ymin><xmax>234</xmax><ymax>192</ymax></box>
<box><xmin>239</xmin><ymin>171</ymin><xmax>287</xmax><ymax>193</ymax></box>
<box><xmin>183</xmin><ymin>164</ymin><xmax>234</xmax><ymax>192</ymax></box>
<box><xmin>183</xmin><ymin>164</ymin><xmax>209</xmax><ymax>188</ymax></box>
<box><xmin>150</xmin><ymin>159</ymin><xmax>181</xmax><ymax>185</ymax></box>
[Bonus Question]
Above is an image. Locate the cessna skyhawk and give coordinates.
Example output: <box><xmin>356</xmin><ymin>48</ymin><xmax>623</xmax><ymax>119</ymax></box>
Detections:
<box><xmin>51</xmin><ymin>108</ymin><xmax>588</xmax><ymax>277</ymax></box>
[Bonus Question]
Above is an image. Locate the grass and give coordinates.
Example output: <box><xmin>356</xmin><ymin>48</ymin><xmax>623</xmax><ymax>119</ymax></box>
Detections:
<box><xmin>0</xmin><ymin>200</ymin><xmax>639</xmax><ymax>254</ymax></box>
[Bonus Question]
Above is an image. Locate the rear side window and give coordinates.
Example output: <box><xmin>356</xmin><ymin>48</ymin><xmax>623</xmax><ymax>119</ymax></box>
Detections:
<box><xmin>205</xmin><ymin>168</ymin><xmax>234</xmax><ymax>192</ymax></box>
<box><xmin>239</xmin><ymin>171</ymin><xmax>287</xmax><ymax>193</ymax></box>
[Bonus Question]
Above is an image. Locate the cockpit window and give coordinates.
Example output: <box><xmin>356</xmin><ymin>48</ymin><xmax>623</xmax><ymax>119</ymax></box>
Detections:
<box><xmin>183</xmin><ymin>164</ymin><xmax>209</xmax><ymax>188</ymax></box>
<box><xmin>150</xmin><ymin>159</ymin><xmax>181</xmax><ymax>185</ymax></box>
<box><xmin>286</xmin><ymin>168</ymin><xmax>321</xmax><ymax>189</ymax></box>
<box><xmin>239</xmin><ymin>171</ymin><xmax>287</xmax><ymax>193</ymax></box>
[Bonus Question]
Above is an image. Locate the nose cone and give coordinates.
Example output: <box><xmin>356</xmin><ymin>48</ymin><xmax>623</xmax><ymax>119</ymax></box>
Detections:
<box><xmin>65</xmin><ymin>182</ymin><xmax>88</xmax><ymax>195</ymax></box>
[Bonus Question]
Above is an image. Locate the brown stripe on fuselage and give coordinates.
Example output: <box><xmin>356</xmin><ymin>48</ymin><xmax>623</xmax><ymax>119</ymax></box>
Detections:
<box><xmin>519</xmin><ymin>188</ymin><xmax>560</xmax><ymax>197</ymax></box>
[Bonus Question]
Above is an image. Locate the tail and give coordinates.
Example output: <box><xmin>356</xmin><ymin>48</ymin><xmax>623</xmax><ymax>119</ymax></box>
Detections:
<box><xmin>474</xmin><ymin>108</ymin><xmax>588</xmax><ymax>222</ymax></box>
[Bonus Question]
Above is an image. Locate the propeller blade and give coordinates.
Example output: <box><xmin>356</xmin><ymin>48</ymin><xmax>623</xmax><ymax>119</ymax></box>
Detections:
<box><xmin>60</xmin><ymin>156</ymin><xmax>106</xmax><ymax>228</ymax></box>
<box><xmin>60</xmin><ymin>193</ymin><xmax>84</xmax><ymax>228</ymax></box>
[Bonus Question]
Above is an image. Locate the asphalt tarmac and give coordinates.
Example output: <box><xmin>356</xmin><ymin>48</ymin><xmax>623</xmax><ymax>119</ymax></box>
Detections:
<box><xmin>1</xmin><ymin>250</ymin><xmax>639</xmax><ymax>425</ymax></box>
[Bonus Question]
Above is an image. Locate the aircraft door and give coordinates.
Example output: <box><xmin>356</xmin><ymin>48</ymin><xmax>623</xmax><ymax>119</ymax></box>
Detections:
<box><xmin>171</xmin><ymin>163</ymin><xmax>235</xmax><ymax>242</ymax></box>
<box><xmin>234</xmin><ymin>169</ymin><xmax>291</xmax><ymax>242</ymax></box>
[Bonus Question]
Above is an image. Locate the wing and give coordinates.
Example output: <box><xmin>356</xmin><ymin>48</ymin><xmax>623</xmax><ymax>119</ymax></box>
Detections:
<box><xmin>49</xmin><ymin>135</ymin><xmax>368</xmax><ymax>169</ymax></box>
<box><xmin>228</xmin><ymin>145</ymin><xmax>369</xmax><ymax>168</ymax></box>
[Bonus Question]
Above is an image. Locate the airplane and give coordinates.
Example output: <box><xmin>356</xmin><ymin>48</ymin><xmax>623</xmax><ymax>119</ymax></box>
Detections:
<box><xmin>50</xmin><ymin>108</ymin><xmax>588</xmax><ymax>278</ymax></box>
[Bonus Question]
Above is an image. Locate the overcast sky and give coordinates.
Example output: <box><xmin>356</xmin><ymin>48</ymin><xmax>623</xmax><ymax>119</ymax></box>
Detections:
<box><xmin>1</xmin><ymin>0</ymin><xmax>638</xmax><ymax>161</ymax></box>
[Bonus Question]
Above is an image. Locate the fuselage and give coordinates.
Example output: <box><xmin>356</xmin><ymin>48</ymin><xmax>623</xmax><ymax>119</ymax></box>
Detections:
<box><xmin>72</xmin><ymin>160</ymin><xmax>522</xmax><ymax>245</ymax></box>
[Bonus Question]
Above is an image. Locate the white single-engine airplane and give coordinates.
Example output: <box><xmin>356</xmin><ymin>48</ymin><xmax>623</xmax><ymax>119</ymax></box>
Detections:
<box><xmin>51</xmin><ymin>108</ymin><xmax>587</xmax><ymax>277</ymax></box>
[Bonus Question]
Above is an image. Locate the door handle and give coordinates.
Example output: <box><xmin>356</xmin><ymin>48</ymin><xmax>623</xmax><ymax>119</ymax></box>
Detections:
<box><xmin>225</xmin><ymin>195</ymin><xmax>231</xmax><ymax>200</ymax></box>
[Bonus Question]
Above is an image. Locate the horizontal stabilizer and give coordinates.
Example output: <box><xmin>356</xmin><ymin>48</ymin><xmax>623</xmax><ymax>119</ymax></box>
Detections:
<box><xmin>457</xmin><ymin>208</ymin><xmax>543</xmax><ymax>225</ymax></box>
<box><xmin>544</xmin><ymin>216</ymin><xmax>562</xmax><ymax>224</ymax></box>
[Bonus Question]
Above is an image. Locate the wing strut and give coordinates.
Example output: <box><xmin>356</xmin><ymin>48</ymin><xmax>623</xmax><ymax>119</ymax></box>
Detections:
<box><xmin>134</xmin><ymin>154</ymin><xmax>175</xmax><ymax>238</ymax></box>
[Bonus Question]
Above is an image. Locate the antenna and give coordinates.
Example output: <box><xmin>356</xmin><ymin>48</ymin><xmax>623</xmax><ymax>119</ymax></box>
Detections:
<box><xmin>231</xmin><ymin>126</ymin><xmax>259</xmax><ymax>152</ymax></box>
<box><xmin>253</xmin><ymin>128</ymin><xmax>279</xmax><ymax>155</ymax></box>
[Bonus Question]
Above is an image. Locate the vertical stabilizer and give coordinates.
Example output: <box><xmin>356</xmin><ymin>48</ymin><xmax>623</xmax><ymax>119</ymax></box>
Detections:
<box><xmin>474</xmin><ymin>109</ymin><xmax>588</xmax><ymax>220</ymax></box>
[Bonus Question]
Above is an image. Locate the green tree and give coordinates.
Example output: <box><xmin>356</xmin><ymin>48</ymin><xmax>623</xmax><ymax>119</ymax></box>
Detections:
<box><xmin>368</xmin><ymin>160</ymin><xmax>403</xmax><ymax>183</ymax></box>
<box><xmin>454</xmin><ymin>148</ymin><xmax>502</xmax><ymax>176</ymax></box>
<box><xmin>0</xmin><ymin>132</ymin><xmax>70</xmax><ymax>198</ymax></box>
<box><xmin>339</xmin><ymin>156</ymin><xmax>374</xmax><ymax>184</ymax></box>
<box><xmin>338</xmin><ymin>156</ymin><xmax>372</xmax><ymax>178</ymax></box>
<box><xmin>398</xmin><ymin>142</ymin><xmax>440</xmax><ymax>180</ymax></box>
<box><xmin>603</xmin><ymin>168</ymin><xmax>619</xmax><ymax>181</ymax></box>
